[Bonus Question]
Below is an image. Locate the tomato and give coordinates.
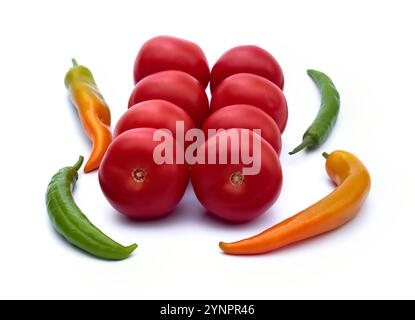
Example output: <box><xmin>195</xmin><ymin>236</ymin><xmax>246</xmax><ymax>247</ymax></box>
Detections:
<box><xmin>114</xmin><ymin>100</ymin><xmax>195</xmax><ymax>148</ymax></box>
<box><xmin>210</xmin><ymin>45</ymin><xmax>284</xmax><ymax>93</ymax></box>
<box><xmin>99</xmin><ymin>128</ymin><xmax>189</xmax><ymax>219</ymax></box>
<box><xmin>128</xmin><ymin>70</ymin><xmax>209</xmax><ymax>127</ymax></box>
<box><xmin>210</xmin><ymin>73</ymin><xmax>288</xmax><ymax>133</ymax></box>
<box><xmin>191</xmin><ymin>128</ymin><xmax>282</xmax><ymax>222</ymax></box>
<box><xmin>202</xmin><ymin>104</ymin><xmax>282</xmax><ymax>156</ymax></box>
<box><xmin>133</xmin><ymin>35</ymin><xmax>210</xmax><ymax>88</ymax></box>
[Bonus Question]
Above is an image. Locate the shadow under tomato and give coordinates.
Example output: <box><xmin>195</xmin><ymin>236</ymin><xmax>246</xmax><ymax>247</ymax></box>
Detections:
<box><xmin>107</xmin><ymin>182</ymin><xmax>287</xmax><ymax>234</ymax></box>
<box><xmin>110</xmin><ymin>196</ymin><xmax>198</xmax><ymax>228</ymax></box>
<box><xmin>198</xmin><ymin>209</ymin><xmax>265</xmax><ymax>227</ymax></box>
<box><xmin>110</xmin><ymin>189</ymin><xmax>279</xmax><ymax>232</ymax></box>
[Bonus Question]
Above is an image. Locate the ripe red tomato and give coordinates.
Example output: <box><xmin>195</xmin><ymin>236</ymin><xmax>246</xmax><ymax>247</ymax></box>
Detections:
<box><xmin>202</xmin><ymin>104</ymin><xmax>282</xmax><ymax>156</ymax></box>
<box><xmin>210</xmin><ymin>73</ymin><xmax>288</xmax><ymax>133</ymax></box>
<box><xmin>191</xmin><ymin>128</ymin><xmax>282</xmax><ymax>222</ymax></box>
<box><xmin>99</xmin><ymin>128</ymin><xmax>189</xmax><ymax>219</ymax></box>
<box><xmin>128</xmin><ymin>70</ymin><xmax>209</xmax><ymax>127</ymax></box>
<box><xmin>210</xmin><ymin>45</ymin><xmax>284</xmax><ymax>93</ymax></box>
<box><xmin>133</xmin><ymin>35</ymin><xmax>210</xmax><ymax>88</ymax></box>
<box><xmin>114</xmin><ymin>100</ymin><xmax>195</xmax><ymax>148</ymax></box>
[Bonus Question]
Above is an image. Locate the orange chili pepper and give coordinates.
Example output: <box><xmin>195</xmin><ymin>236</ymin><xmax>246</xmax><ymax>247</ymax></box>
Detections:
<box><xmin>219</xmin><ymin>150</ymin><xmax>371</xmax><ymax>255</ymax></box>
<box><xmin>64</xmin><ymin>59</ymin><xmax>112</xmax><ymax>173</ymax></box>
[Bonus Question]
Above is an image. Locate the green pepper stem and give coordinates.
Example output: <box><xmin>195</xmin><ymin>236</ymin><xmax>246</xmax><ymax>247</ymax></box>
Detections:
<box><xmin>322</xmin><ymin>152</ymin><xmax>329</xmax><ymax>159</ymax></box>
<box><xmin>73</xmin><ymin>156</ymin><xmax>84</xmax><ymax>171</ymax></box>
<box><xmin>71</xmin><ymin>58</ymin><xmax>78</xmax><ymax>67</ymax></box>
<box><xmin>289</xmin><ymin>136</ymin><xmax>313</xmax><ymax>155</ymax></box>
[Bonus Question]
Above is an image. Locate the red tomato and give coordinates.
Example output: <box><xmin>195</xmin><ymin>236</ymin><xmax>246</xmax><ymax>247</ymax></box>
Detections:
<box><xmin>210</xmin><ymin>45</ymin><xmax>284</xmax><ymax>93</ymax></box>
<box><xmin>133</xmin><ymin>35</ymin><xmax>210</xmax><ymax>88</ymax></box>
<box><xmin>114</xmin><ymin>100</ymin><xmax>195</xmax><ymax>148</ymax></box>
<box><xmin>128</xmin><ymin>70</ymin><xmax>209</xmax><ymax>127</ymax></box>
<box><xmin>191</xmin><ymin>128</ymin><xmax>282</xmax><ymax>222</ymax></box>
<box><xmin>99</xmin><ymin>128</ymin><xmax>189</xmax><ymax>219</ymax></box>
<box><xmin>202</xmin><ymin>104</ymin><xmax>282</xmax><ymax>156</ymax></box>
<box><xmin>210</xmin><ymin>73</ymin><xmax>288</xmax><ymax>133</ymax></box>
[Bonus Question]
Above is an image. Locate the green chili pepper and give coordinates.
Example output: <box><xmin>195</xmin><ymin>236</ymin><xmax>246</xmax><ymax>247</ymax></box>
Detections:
<box><xmin>289</xmin><ymin>69</ymin><xmax>340</xmax><ymax>155</ymax></box>
<box><xmin>46</xmin><ymin>156</ymin><xmax>137</xmax><ymax>260</ymax></box>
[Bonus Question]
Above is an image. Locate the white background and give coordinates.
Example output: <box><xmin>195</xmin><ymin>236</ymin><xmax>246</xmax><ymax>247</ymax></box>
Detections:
<box><xmin>0</xmin><ymin>0</ymin><xmax>414</xmax><ymax>300</ymax></box>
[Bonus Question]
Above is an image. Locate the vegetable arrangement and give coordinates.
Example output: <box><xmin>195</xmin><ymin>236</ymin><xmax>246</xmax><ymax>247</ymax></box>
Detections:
<box><xmin>46</xmin><ymin>35</ymin><xmax>371</xmax><ymax>260</ymax></box>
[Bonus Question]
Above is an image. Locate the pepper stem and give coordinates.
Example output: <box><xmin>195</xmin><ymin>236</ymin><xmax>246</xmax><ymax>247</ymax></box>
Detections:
<box><xmin>322</xmin><ymin>152</ymin><xmax>329</xmax><ymax>159</ymax></box>
<box><xmin>71</xmin><ymin>58</ymin><xmax>78</xmax><ymax>67</ymax></box>
<box><xmin>289</xmin><ymin>136</ymin><xmax>313</xmax><ymax>155</ymax></box>
<box><xmin>73</xmin><ymin>156</ymin><xmax>84</xmax><ymax>171</ymax></box>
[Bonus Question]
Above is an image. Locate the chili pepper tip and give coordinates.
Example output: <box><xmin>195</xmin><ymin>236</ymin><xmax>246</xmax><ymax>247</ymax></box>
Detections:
<box><xmin>289</xmin><ymin>139</ymin><xmax>309</xmax><ymax>155</ymax></box>
<box><xmin>127</xmin><ymin>243</ymin><xmax>138</xmax><ymax>252</ymax></box>
<box><xmin>289</xmin><ymin>143</ymin><xmax>306</xmax><ymax>155</ymax></box>
<box><xmin>219</xmin><ymin>242</ymin><xmax>227</xmax><ymax>251</ymax></box>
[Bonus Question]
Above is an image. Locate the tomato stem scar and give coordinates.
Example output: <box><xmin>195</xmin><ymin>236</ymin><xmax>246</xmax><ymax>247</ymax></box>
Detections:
<box><xmin>230</xmin><ymin>171</ymin><xmax>244</xmax><ymax>186</ymax></box>
<box><xmin>132</xmin><ymin>168</ymin><xmax>146</xmax><ymax>183</ymax></box>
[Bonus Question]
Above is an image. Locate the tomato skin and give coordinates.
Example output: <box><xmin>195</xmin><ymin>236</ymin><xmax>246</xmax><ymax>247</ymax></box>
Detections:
<box><xmin>202</xmin><ymin>104</ymin><xmax>282</xmax><ymax>156</ymax></box>
<box><xmin>191</xmin><ymin>129</ymin><xmax>282</xmax><ymax>222</ymax></box>
<box><xmin>99</xmin><ymin>128</ymin><xmax>189</xmax><ymax>219</ymax></box>
<box><xmin>133</xmin><ymin>35</ymin><xmax>210</xmax><ymax>88</ymax></box>
<box><xmin>210</xmin><ymin>45</ymin><xmax>284</xmax><ymax>93</ymax></box>
<box><xmin>114</xmin><ymin>100</ymin><xmax>195</xmax><ymax>147</ymax></box>
<box><xmin>210</xmin><ymin>73</ymin><xmax>288</xmax><ymax>133</ymax></box>
<box><xmin>128</xmin><ymin>70</ymin><xmax>209</xmax><ymax>127</ymax></box>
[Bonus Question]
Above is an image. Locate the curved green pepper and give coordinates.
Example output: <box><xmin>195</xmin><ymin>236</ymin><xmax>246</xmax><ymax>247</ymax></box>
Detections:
<box><xmin>289</xmin><ymin>69</ymin><xmax>340</xmax><ymax>155</ymax></box>
<box><xmin>46</xmin><ymin>156</ymin><xmax>137</xmax><ymax>260</ymax></box>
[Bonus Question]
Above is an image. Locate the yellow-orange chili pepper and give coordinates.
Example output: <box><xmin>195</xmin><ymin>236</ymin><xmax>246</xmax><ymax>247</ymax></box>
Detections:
<box><xmin>219</xmin><ymin>150</ymin><xmax>371</xmax><ymax>255</ymax></box>
<box><xmin>64</xmin><ymin>59</ymin><xmax>112</xmax><ymax>173</ymax></box>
